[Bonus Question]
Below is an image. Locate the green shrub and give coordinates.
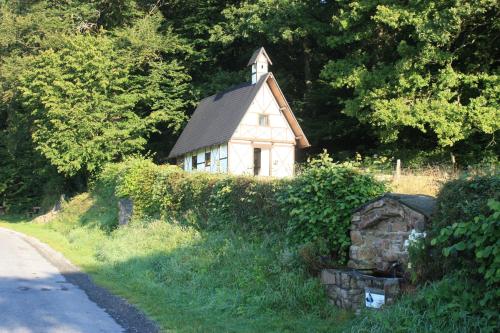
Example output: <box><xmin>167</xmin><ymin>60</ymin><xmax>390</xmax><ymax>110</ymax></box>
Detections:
<box><xmin>277</xmin><ymin>152</ymin><xmax>387</xmax><ymax>264</ymax></box>
<box><xmin>407</xmin><ymin>175</ymin><xmax>500</xmax><ymax>325</ymax></box>
<box><xmin>96</xmin><ymin>157</ymin><xmax>288</xmax><ymax>233</ymax></box>
<box><xmin>432</xmin><ymin>176</ymin><xmax>499</xmax><ymax>231</ymax></box>
<box><xmin>431</xmin><ymin>199</ymin><xmax>500</xmax><ymax>307</ymax></box>
<box><xmin>96</xmin><ymin>154</ymin><xmax>385</xmax><ymax>257</ymax></box>
<box><xmin>410</xmin><ymin>175</ymin><xmax>500</xmax><ymax>282</ymax></box>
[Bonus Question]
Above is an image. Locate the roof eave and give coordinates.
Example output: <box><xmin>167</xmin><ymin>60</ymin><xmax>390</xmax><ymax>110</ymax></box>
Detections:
<box><xmin>266</xmin><ymin>74</ymin><xmax>310</xmax><ymax>149</ymax></box>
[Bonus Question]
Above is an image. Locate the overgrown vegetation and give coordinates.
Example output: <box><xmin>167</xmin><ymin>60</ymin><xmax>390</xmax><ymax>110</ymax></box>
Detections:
<box><xmin>411</xmin><ymin>176</ymin><xmax>500</xmax><ymax>281</ymax></box>
<box><xmin>1</xmin><ymin>0</ymin><xmax>498</xmax><ymax>210</ymax></box>
<box><xmin>96</xmin><ymin>154</ymin><xmax>385</xmax><ymax>265</ymax></box>
<box><xmin>1</xmin><ymin>154</ymin><xmax>382</xmax><ymax>331</ymax></box>
<box><xmin>0</xmin><ymin>193</ymin><xmax>346</xmax><ymax>332</ymax></box>
<box><xmin>2</xmin><ymin>161</ymin><xmax>498</xmax><ymax>332</ymax></box>
<box><xmin>277</xmin><ymin>153</ymin><xmax>386</xmax><ymax>263</ymax></box>
<box><xmin>0</xmin><ymin>0</ymin><xmax>498</xmax><ymax>330</ymax></box>
<box><xmin>401</xmin><ymin>175</ymin><xmax>500</xmax><ymax>330</ymax></box>
<box><xmin>347</xmin><ymin>275</ymin><xmax>497</xmax><ymax>333</ymax></box>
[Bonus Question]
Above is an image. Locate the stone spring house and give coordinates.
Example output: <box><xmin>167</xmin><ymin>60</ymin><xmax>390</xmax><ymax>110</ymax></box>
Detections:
<box><xmin>348</xmin><ymin>193</ymin><xmax>436</xmax><ymax>274</ymax></box>
<box><xmin>168</xmin><ymin>47</ymin><xmax>310</xmax><ymax>177</ymax></box>
<box><xmin>320</xmin><ymin>193</ymin><xmax>436</xmax><ymax>310</ymax></box>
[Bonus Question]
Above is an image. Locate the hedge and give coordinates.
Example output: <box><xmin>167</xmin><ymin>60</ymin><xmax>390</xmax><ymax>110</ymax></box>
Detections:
<box><xmin>409</xmin><ymin>175</ymin><xmax>500</xmax><ymax>322</ymax></box>
<box><xmin>94</xmin><ymin>153</ymin><xmax>386</xmax><ymax>264</ymax></box>
<box><xmin>410</xmin><ymin>175</ymin><xmax>500</xmax><ymax>281</ymax></box>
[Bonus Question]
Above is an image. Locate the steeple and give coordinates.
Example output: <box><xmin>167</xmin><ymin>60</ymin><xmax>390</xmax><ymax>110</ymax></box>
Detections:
<box><xmin>247</xmin><ymin>47</ymin><xmax>272</xmax><ymax>84</ymax></box>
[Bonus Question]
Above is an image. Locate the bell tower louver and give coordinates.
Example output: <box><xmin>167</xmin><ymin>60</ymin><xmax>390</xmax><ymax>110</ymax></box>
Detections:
<box><xmin>247</xmin><ymin>47</ymin><xmax>273</xmax><ymax>84</ymax></box>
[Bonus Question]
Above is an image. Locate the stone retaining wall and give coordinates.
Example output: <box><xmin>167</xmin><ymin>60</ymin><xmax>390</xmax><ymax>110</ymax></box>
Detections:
<box><xmin>320</xmin><ymin>269</ymin><xmax>402</xmax><ymax>310</ymax></box>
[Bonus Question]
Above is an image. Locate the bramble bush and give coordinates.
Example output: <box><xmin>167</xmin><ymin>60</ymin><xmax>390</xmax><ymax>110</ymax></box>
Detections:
<box><xmin>432</xmin><ymin>200</ymin><xmax>500</xmax><ymax>308</ymax></box>
<box><xmin>94</xmin><ymin>154</ymin><xmax>385</xmax><ymax>260</ymax></box>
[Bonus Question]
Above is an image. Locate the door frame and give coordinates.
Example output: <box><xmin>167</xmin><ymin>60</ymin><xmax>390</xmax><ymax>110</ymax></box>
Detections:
<box><xmin>253</xmin><ymin>142</ymin><xmax>272</xmax><ymax>176</ymax></box>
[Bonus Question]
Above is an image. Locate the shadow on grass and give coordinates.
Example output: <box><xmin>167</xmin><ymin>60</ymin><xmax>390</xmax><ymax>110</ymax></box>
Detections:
<box><xmin>87</xmin><ymin>230</ymin><xmax>351</xmax><ymax>333</ymax></box>
<box><xmin>0</xmin><ymin>214</ymin><xmax>28</xmax><ymax>223</ymax></box>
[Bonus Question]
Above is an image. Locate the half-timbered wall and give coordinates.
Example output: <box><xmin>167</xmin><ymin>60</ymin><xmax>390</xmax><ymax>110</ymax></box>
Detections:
<box><xmin>271</xmin><ymin>144</ymin><xmax>294</xmax><ymax>177</ymax></box>
<box><xmin>183</xmin><ymin>144</ymin><xmax>228</xmax><ymax>173</ymax></box>
<box><xmin>228</xmin><ymin>141</ymin><xmax>253</xmax><ymax>175</ymax></box>
<box><xmin>232</xmin><ymin>83</ymin><xmax>295</xmax><ymax>144</ymax></box>
<box><xmin>180</xmin><ymin>82</ymin><xmax>297</xmax><ymax>178</ymax></box>
<box><xmin>229</xmin><ymin>81</ymin><xmax>296</xmax><ymax>178</ymax></box>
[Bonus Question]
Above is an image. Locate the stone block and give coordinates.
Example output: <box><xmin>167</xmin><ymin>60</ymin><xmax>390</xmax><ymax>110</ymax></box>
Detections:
<box><xmin>341</xmin><ymin>273</ymin><xmax>350</xmax><ymax>286</ymax></box>
<box><xmin>384</xmin><ymin>281</ymin><xmax>400</xmax><ymax>295</ymax></box>
<box><xmin>392</xmin><ymin>222</ymin><xmax>409</xmax><ymax>232</ymax></box>
<box><xmin>320</xmin><ymin>269</ymin><xmax>336</xmax><ymax>285</ymax></box>
<box><xmin>349</xmin><ymin>246</ymin><xmax>359</xmax><ymax>259</ymax></box>
<box><xmin>340</xmin><ymin>288</ymin><xmax>349</xmax><ymax>299</ymax></box>
<box><xmin>382</xmin><ymin>252</ymin><xmax>398</xmax><ymax>262</ymax></box>
<box><xmin>351</xmin><ymin>212</ymin><xmax>361</xmax><ymax>223</ymax></box>
<box><xmin>350</xmin><ymin>230</ymin><xmax>363</xmax><ymax>245</ymax></box>
<box><xmin>327</xmin><ymin>289</ymin><xmax>337</xmax><ymax>300</ymax></box>
<box><xmin>118</xmin><ymin>198</ymin><xmax>133</xmax><ymax>226</ymax></box>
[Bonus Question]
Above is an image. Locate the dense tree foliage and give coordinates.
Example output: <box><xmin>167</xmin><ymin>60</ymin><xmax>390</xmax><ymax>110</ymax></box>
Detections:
<box><xmin>321</xmin><ymin>0</ymin><xmax>499</xmax><ymax>147</ymax></box>
<box><xmin>19</xmin><ymin>28</ymin><xmax>189</xmax><ymax>176</ymax></box>
<box><xmin>0</xmin><ymin>0</ymin><xmax>498</xmax><ymax>210</ymax></box>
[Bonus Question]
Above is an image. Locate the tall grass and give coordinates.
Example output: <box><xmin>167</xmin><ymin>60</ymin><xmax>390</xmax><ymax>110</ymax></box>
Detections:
<box><xmin>373</xmin><ymin>165</ymin><xmax>498</xmax><ymax>197</ymax></box>
<box><xmin>347</xmin><ymin>276</ymin><xmax>497</xmax><ymax>333</ymax></box>
<box><xmin>388</xmin><ymin>167</ymin><xmax>453</xmax><ymax>196</ymax></box>
<box><xmin>0</xmin><ymin>193</ymin><xmax>349</xmax><ymax>332</ymax></box>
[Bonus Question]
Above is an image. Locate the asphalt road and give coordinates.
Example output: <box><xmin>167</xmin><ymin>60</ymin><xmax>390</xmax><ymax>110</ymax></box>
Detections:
<box><xmin>0</xmin><ymin>227</ymin><xmax>158</xmax><ymax>333</ymax></box>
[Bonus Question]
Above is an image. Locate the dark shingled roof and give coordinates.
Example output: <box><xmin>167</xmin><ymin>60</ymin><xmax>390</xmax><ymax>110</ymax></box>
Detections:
<box><xmin>168</xmin><ymin>74</ymin><xmax>269</xmax><ymax>159</ymax></box>
<box><xmin>355</xmin><ymin>193</ymin><xmax>437</xmax><ymax>218</ymax></box>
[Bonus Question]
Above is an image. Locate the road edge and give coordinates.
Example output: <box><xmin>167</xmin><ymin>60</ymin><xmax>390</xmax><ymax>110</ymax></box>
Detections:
<box><xmin>1</xmin><ymin>227</ymin><xmax>160</xmax><ymax>333</ymax></box>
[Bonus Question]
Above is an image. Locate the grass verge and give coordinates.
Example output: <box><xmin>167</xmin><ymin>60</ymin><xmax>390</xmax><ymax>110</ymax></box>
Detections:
<box><xmin>0</xmin><ymin>193</ymin><xmax>349</xmax><ymax>332</ymax></box>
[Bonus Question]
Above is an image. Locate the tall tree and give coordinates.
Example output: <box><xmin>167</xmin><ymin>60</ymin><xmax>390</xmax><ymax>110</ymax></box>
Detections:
<box><xmin>0</xmin><ymin>1</ymin><xmax>192</xmax><ymax>209</ymax></box>
<box><xmin>206</xmin><ymin>0</ymin><xmax>370</xmax><ymax>150</ymax></box>
<box><xmin>18</xmin><ymin>25</ymin><xmax>190</xmax><ymax>177</ymax></box>
<box><xmin>321</xmin><ymin>0</ymin><xmax>500</xmax><ymax>147</ymax></box>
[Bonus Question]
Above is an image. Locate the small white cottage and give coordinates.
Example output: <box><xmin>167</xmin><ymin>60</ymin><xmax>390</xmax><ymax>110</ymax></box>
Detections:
<box><xmin>168</xmin><ymin>47</ymin><xmax>310</xmax><ymax>178</ymax></box>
